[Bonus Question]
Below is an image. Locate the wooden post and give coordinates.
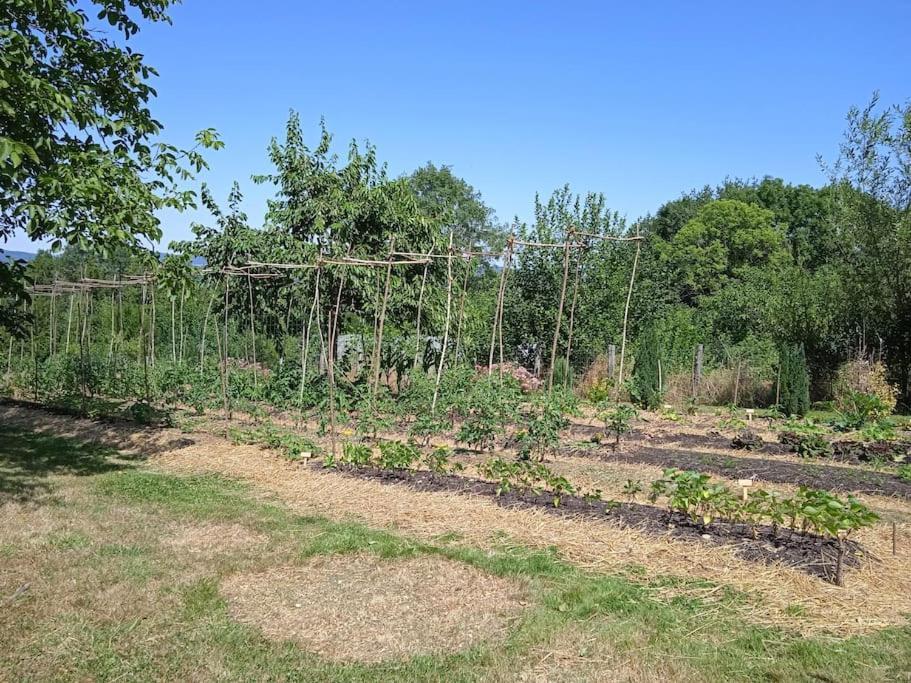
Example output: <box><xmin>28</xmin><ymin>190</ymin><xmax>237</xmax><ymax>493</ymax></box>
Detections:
<box><xmin>547</xmin><ymin>234</ymin><xmax>572</xmax><ymax>394</ymax></box>
<box><xmin>608</xmin><ymin>344</ymin><xmax>616</xmax><ymax>382</ymax></box>
<box><xmin>733</xmin><ymin>359</ymin><xmax>742</xmax><ymax>407</ymax></box>
<box><xmin>616</xmin><ymin>228</ymin><xmax>641</xmax><ymax>400</ymax></box>
<box><xmin>431</xmin><ymin>232</ymin><xmax>455</xmax><ymax>414</ymax></box>
<box><xmin>693</xmin><ymin>344</ymin><xmax>704</xmax><ymax>399</ymax></box>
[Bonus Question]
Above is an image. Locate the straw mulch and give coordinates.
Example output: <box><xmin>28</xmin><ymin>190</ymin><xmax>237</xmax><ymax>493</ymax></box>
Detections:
<box><xmin>5</xmin><ymin>404</ymin><xmax>911</xmax><ymax>636</ymax></box>
<box><xmin>222</xmin><ymin>554</ymin><xmax>527</xmax><ymax>662</ymax></box>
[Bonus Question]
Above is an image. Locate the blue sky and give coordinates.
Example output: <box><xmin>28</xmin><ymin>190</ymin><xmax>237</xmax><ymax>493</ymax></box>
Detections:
<box><xmin>8</xmin><ymin>0</ymin><xmax>911</xmax><ymax>251</ymax></box>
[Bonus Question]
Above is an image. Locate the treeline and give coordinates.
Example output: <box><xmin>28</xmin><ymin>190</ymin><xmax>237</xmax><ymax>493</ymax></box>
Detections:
<box><xmin>4</xmin><ymin>97</ymin><xmax>910</xmax><ymax>411</ymax></box>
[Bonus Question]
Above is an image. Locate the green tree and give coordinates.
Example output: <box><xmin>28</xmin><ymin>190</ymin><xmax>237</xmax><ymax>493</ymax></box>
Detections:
<box><xmin>0</xmin><ymin>0</ymin><xmax>222</xmax><ymax>333</ymax></box>
<box><xmin>407</xmin><ymin>162</ymin><xmax>502</xmax><ymax>249</ymax></box>
<box><xmin>823</xmin><ymin>94</ymin><xmax>911</xmax><ymax>405</ymax></box>
<box><xmin>779</xmin><ymin>343</ymin><xmax>810</xmax><ymax>416</ymax></box>
<box><xmin>662</xmin><ymin>199</ymin><xmax>787</xmax><ymax>302</ymax></box>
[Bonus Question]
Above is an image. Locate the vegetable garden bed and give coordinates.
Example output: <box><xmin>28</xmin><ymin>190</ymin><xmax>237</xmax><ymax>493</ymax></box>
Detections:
<box><xmin>316</xmin><ymin>462</ymin><xmax>866</xmax><ymax>583</ymax></box>
<box><xmin>562</xmin><ymin>443</ymin><xmax>911</xmax><ymax>500</ymax></box>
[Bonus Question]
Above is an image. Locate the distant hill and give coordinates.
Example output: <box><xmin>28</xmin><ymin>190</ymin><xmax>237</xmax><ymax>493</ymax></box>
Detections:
<box><xmin>0</xmin><ymin>249</ymin><xmax>206</xmax><ymax>267</ymax></box>
<box><xmin>1</xmin><ymin>250</ymin><xmax>36</xmax><ymax>262</ymax></box>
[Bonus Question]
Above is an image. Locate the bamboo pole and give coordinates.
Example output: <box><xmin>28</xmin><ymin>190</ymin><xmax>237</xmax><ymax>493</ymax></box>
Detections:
<box><xmin>247</xmin><ymin>273</ymin><xmax>257</xmax><ymax>389</ymax></box>
<box><xmin>222</xmin><ymin>278</ymin><xmax>231</xmax><ymax>419</ymax></box>
<box><xmin>140</xmin><ymin>284</ymin><xmax>150</xmax><ymax>404</ymax></box>
<box><xmin>170</xmin><ymin>297</ymin><xmax>177</xmax><ymax>363</ymax></box>
<box><xmin>488</xmin><ymin>235</ymin><xmax>514</xmax><ymax>374</ymax></box>
<box><xmin>431</xmin><ymin>232</ymin><xmax>455</xmax><ymax>414</ymax></box>
<box><xmin>65</xmin><ymin>293</ymin><xmax>74</xmax><ymax>354</ymax></box>
<box><xmin>616</xmin><ymin>226</ymin><xmax>641</xmax><ymax>401</ymax></box>
<box><xmin>150</xmin><ymin>285</ymin><xmax>156</xmax><ymax>367</ymax></box>
<box><xmin>178</xmin><ymin>283</ymin><xmax>186</xmax><ymax>363</ymax></box>
<box><xmin>547</xmin><ymin>234</ymin><xmax>573</xmax><ymax>394</ymax></box>
<box><xmin>299</xmin><ymin>266</ymin><xmax>321</xmax><ymax>406</ymax></box>
<box><xmin>108</xmin><ymin>289</ymin><xmax>116</xmax><ymax>360</ymax></box>
<box><xmin>412</xmin><ymin>247</ymin><xmax>432</xmax><ymax>370</ymax></box>
<box><xmin>199</xmin><ymin>290</ymin><xmax>216</xmax><ymax>370</ymax></box>
<box><xmin>453</xmin><ymin>246</ymin><xmax>473</xmax><ymax>364</ymax></box>
<box><xmin>371</xmin><ymin>237</ymin><xmax>396</xmax><ymax>400</ymax></box>
<box><xmin>563</xmin><ymin>248</ymin><xmax>583</xmax><ymax>390</ymax></box>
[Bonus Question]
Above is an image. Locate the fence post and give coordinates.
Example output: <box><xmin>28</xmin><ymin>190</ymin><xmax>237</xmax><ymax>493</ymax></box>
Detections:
<box><xmin>693</xmin><ymin>344</ymin><xmax>703</xmax><ymax>399</ymax></box>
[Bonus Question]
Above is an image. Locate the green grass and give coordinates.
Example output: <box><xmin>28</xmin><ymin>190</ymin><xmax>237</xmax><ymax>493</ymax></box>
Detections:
<box><xmin>2</xmin><ymin>425</ymin><xmax>911</xmax><ymax>681</ymax></box>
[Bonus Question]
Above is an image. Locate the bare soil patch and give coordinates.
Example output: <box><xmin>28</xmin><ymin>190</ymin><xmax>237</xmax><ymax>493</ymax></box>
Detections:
<box><xmin>221</xmin><ymin>554</ymin><xmax>527</xmax><ymax>663</ymax></box>
<box><xmin>564</xmin><ymin>444</ymin><xmax>911</xmax><ymax>499</ymax></box>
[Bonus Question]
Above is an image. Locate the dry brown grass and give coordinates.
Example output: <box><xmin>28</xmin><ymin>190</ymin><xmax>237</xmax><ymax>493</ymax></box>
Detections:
<box><xmin>221</xmin><ymin>554</ymin><xmax>528</xmax><ymax>663</ymax></box>
<box><xmin>6</xmin><ymin>404</ymin><xmax>911</xmax><ymax>636</ymax></box>
<box><xmin>164</xmin><ymin>521</ymin><xmax>268</xmax><ymax>556</ymax></box>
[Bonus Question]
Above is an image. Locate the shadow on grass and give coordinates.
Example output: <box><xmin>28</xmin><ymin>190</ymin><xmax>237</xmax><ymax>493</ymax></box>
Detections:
<box><xmin>0</xmin><ymin>426</ymin><xmax>139</xmax><ymax>503</ymax></box>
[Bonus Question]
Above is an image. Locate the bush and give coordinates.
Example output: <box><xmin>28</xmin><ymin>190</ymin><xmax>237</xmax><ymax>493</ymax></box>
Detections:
<box><xmin>833</xmin><ymin>359</ymin><xmax>897</xmax><ymax>415</ymax></box>
<box><xmin>778</xmin><ymin>344</ymin><xmax>810</xmax><ymax>417</ymax></box>
<box><xmin>630</xmin><ymin>323</ymin><xmax>662</xmax><ymax>409</ymax></box>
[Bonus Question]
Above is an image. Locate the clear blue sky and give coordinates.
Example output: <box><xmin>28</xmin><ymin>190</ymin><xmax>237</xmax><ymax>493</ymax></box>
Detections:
<box><xmin>8</xmin><ymin>0</ymin><xmax>911</xmax><ymax>251</ymax></box>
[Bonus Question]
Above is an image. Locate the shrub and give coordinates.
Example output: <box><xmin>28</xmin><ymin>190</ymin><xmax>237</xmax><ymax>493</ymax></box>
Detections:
<box><xmin>778</xmin><ymin>343</ymin><xmax>810</xmax><ymax>417</ymax></box>
<box><xmin>630</xmin><ymin>323</ymin><xmax>662</xmax><ymax>409</ymax></box>
<box><xmin>833</xmin><ymin>359</ymin><xmax>897</xmax><ymax>416</ymax></box>
<box><xmin>831</xmin><ymin>391</ymin><xmax>892</xmax><ymax>432</ymax></box>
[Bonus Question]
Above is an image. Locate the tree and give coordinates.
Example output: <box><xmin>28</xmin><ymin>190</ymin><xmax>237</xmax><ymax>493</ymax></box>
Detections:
<box><xmin>0</xmin><ymin>1</ymin><xmax>222</xmax><ymax>333</ymax></box>
<box><xmin>407</xmin><ymin>163</ymin><xmax>502</xmax><ymax>249</ymax></box>
<box><xmin>661</xmin><ymin>199</ymin><xmax>788</xmax><ymax>303</ymax></box>
<box><xmin>631</xmin><ymin>322</ymin><xmax>662</xmax><ymax>408</ymax></box>
<box><xmin>823</xmin><ymin>94</ymin><xmax>911</xmax><ymax>406</ymax></box>
<box><xmin>779</xmin><ymin>343</ymin><xmax>810</xmax><ymax>416</ymax></box>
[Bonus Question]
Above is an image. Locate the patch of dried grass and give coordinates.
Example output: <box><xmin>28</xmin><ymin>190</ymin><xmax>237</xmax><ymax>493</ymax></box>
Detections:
<box><xmin>221</xmin><ymin>554</ymin><xmax>527</xmax><ymax>663</ymax></box>
<box><xmin>9</xmin><ymin>404</ymin><xmax>911</xmax><ymax>636</ymax></box>
<box><xmin>164</xmin><ymin>522</ymin><xmax>267</xmax><ymax>556</ymax></box>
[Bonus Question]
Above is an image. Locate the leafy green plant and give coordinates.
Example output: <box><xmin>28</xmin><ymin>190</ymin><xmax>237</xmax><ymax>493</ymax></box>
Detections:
<box><xmin>831</xmin><ymin>391</ymin><xmax>891</xmax><ymax>432</ymax></box>
<box><xmin>478</xmin><ymin>458</ymin><xmax>576</xmax><ymax>507</ymax></box>
<box><xmin>649</xmin><ymin>468</ymin><xmax>736</xmax><ymax>527</ymax></box>
<box><xmin>341</xmin><ymin>442</ymin><xmax>373</xmax><ymax>468</ymax></box>
<box><xmin>717</xmin><ymin>406</ymin><xmax>746</xmax><ymax>431</ymax></box>
<box><xmin>793</xmin><ymin>487</ymin><xmax>879</xmax><ymax>585</ymax></box>
<box><xmin>377</xmin><ymin>440</ymin><xmax>421</xmax><ymax>470</ymax></box>
<box><xmin>599</xmin><ymin>403</ymin><xmax>638</xmax><ymax>448</ymax></box>
<box><xmin>859</xmin><ymin>420</ymin><xmax>897</xmax><ymax>443</ymax></box>
<box><xmin>622</xmin><ymin>479</ymin><xmax>643</xmax><ymax>502</ymax></box>
<box><xmin>897</xmin><ymin>464</ymin><xmax>911</xmax><ymax>483</ymax></box>
<box><xmin>517</xmin><ymin>397</ymin><xmax>569</xmax><ymax>461</ymax></box>
<box><xmin>423</xmin><ymin>447</ymin><xmax>463</xmax><ymax>477</ymax></box>
<box><xmin>731</xmin><ymin>430</ymin><xmax>763</xmax><ymax>451</ymax></box>
<box><xmin>793</xmin><ymin>433</ymin><xmax>833</xmax><ymax>459</ymax></box>
<box><xmin>409</xmin><ymin>413</ymin><xmax>452</xmax><ymax>447</ymax></box>
<box><xmin>457</xmin><ymin>411</ymin><xmax>500</xmax><ymax>451</ymax></box>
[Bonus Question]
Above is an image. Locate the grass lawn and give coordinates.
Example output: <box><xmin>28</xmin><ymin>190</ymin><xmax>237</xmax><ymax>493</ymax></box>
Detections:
<box><xmin>2</xmin><ymin>424</ymin><xmax>911</xmax><ymax>681</ymax></box>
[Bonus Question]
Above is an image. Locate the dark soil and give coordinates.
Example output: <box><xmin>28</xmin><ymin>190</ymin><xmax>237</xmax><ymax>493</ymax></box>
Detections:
<box><xmin>568</xmin><ymin>443</ymin><xmax>911</xmax><ymax>500</ymax></box>
<box><xmin>316</xmin><ymin>463</ymin><xmax>863</xmax><ymax>583</ymax></box>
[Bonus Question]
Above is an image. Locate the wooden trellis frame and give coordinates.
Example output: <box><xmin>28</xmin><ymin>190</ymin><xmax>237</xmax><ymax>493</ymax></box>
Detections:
<box><xmin>19</xmin><ymin>229</ymin><xmax>643</xmax><ymax>443</ymax></box>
